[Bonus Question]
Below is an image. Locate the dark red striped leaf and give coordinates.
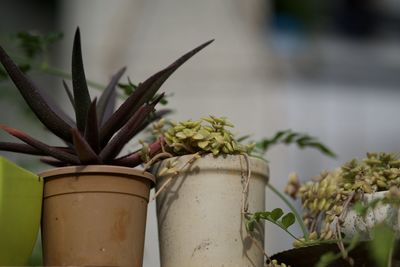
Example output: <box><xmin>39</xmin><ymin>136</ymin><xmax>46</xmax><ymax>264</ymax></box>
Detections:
<box><xmin>100</xmin><ymin>99</ymin><xmax>160</xmax><ymax>162</ymax></box>
<box><xmin>71</xmin><ymin>128</ymin><xmax>101</xmax><ymax>164</ymax></box>
<box><xmin>97</xmin><ymin>67</ymin><xmax>126</xmax><ymax>125</ymax></box>
<box><xmin>112</xmin><ymin>138</ymin><xmax>164</xmax><ymax>167</ymax></box>
<box><xmin>84</xmin><ymin>99</ymin><xmax>100</xmax><ymax>153</ymax></box>
<box><xmin>0</xmin><ymin>125</ymin><xmax>79</xmax><ymax>164</ymax></box>
<box><xmin>71</xmin><ymin>28</ymin><xmax>91</xmax><ymax>132</ymax></box>
<box><xmin>63</xmin><ymin>79</ymin><xmax>75</xmax><ymax>110</ymax></box>
<box><xmin>99</xmin><ymin>39</ymin><xmax>214</xmax><ymax>146</ymax></box>
<box><xmin>0</xmin><ymin>46</ymin><xmax>73</xmax><ymax>142</ymax></box>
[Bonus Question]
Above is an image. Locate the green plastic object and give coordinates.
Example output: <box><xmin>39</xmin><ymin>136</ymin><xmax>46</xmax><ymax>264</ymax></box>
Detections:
<box><xmin>0</xmin><ymin>157</ymin><xmax>43</xmax><ymax>266</ymax></box>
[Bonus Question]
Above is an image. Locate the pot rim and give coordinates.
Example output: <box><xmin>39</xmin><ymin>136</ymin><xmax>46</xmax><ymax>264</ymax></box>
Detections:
<box><xmin>39</xmin><ymin>165</ymin><xmax>155</xmax><ymax>185</ymax></box>
<box><xmin>152</xmin><ymin>153</ymin><xmax>269</xmax><ymax>181</ymax></box>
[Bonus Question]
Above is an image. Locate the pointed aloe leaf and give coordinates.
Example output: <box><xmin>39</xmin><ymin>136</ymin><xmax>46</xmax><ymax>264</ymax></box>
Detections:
<box><xmin>40</xmin><ymin>89</ymin><xmax>75</xmax><ymax>126</ymax></box>
<box><xmin>97</xmin><ymin>67</ymin><xmax>126</xmax><ymax>125</ymax></box>
<box><xmin>0</xmin><ymin>142</ymin><xmax>44</xmax><ymax>155</ymax></box>
<box><xmin>100</xmin><ymin>95</ymin><xmax>163</xmax><ymax>162</ymax></box>
<box><xmin>84</xmin><ymin>99</ymin><xmax>99</xmax><ymax>153</ymax></box>
<box><xmin>0</xmin><ymin>125</ymin><xmax>79</xmax><ymax>164</ymax></box>
<box><xmin>111</xmin><ymin>138</ymin><xmax>164</xmax><ymax>167</ymax></box>
<box><xmin>0</xmin><ymin>141</ymin><xmax>75</xmax><ymax>156</ymax></box>
<box><xmin>71</xmin><ymin>128</ymin><xmax>101</xmax><ymax>164</ymax></box>
<box><xmin>40</xmin><ymin>157</ymin><xmax>68</xmax><ymax>167</ymax></box>
<box><xmin>137</xmin><ymin>108</ymin><xmax>172</xmax><ymax>133</ymax></box>
<box><xmin>63</xmin><ymin>80</ymin><xmax>75</xmax><ymax>110</ymax></box>
<box><xmin>0</xmin><ymin>45</ymin><xmax>73</xmax><ymax>142</ymax></box>
<box><xmin>100</xmin><ymin>39</ymin><xmax>214</xmax><ymax>146</ymax></box>
<box><xmin>71</xmin><ymin>28</ymin><xmax>91</xmax><ymax>132</ymax></box>
<box><xmin>147</xmin><ymin>108</ymin><xmax>172</xmax><ymax>124</ymax></box>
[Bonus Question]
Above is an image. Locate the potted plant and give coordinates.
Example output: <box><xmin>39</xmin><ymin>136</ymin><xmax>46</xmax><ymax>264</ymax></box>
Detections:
<box><xmin>0</xmin><ymin>27</ymin><xmax>213</xmax><ymax>266</ymax></box>
<box><xmin>149</xmin><ymin>116</ymin><xmax>269</xmax><ymax>267</ymax></box>
<box><xmin>263</xmin><ymin>152</ymin><xmax>400</xmax><ymax>266</ymax></box>
<box><xmin>0</xmin><ymin>156</ymin><xmax>43</xmax><ymax>266</ymax></box>
<box><xmin>149</xmin><ymin>117</ymin><xmax>334</xmax><ymax>267</ymax></box>
<box><xmin>293</xmin><ymin>152</ymin><xmax>400</xmax><ymax>241</ymax></box>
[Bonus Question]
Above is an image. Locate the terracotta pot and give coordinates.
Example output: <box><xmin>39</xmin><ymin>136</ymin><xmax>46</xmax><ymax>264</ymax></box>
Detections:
<box><xmin>40</xmin><ymin>165</ymin><xmax>154</xmax><ymax>267</ymax></box>
<box><xmin>153</xmin><ymin>154</ymin><xmax>269</xmax><ymax>267</ymax></box>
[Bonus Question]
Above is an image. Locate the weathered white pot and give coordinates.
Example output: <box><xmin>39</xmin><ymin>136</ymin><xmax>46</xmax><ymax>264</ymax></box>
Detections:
<box><xmin>341</xmin><ymin>191</ymin><xmax>399</xmax><ymax>239</ymax></box>
<box><xmin>153</xmin><ymin>154</ymin><xmax>269</xmax><ymax>267</ymax></box>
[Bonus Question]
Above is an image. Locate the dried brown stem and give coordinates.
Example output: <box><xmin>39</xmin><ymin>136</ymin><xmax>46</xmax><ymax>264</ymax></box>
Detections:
<box><xmin>151</xmin><ymin>152</ymin><xmax>201</xmax><ymax>201</ymax></box>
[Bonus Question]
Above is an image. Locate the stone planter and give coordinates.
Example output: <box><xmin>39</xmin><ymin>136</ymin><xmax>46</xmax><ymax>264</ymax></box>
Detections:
<box><xmin>341</xmin><ymin>191</ymin><xmax>398</xmax><ymax>239</ymax></box>
<box><xmin>153</xmin><ymin>154</ymin><xmax>269</xmax><ymax>267</ymax></box>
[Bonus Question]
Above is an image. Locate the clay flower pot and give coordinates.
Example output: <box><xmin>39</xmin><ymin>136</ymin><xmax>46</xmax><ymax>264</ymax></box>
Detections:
<box><xmin>0</xmin><ymin>157</ymin><xmax>43</xmax><ymax>266</ymax></box>
<box><xmin>40</xmin><ymin>165</ymin><xmax>154</xmax><ymax>267</ymax></box>
<box><xmin>153</xmin><ymin>154</ymin><xmax>269</xmax><ymax>267</ymax></box>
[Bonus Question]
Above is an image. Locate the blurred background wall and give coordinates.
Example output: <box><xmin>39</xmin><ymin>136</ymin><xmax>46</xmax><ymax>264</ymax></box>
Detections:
<box><xmin>1</xmin><ymin>0</ymin><xmax>400</xmax><ymax>265</ymax></box>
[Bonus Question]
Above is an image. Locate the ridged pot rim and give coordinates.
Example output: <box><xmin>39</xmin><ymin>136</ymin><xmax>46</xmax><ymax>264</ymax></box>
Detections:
<box><xmin>39</xmin><ymin>165</ymin><xmax>155</xmax><ymax>185</ymax></box>
<box><xmin>152</xmin><ymin>153</ymin><xmax>269</xmax><ymax>182</ymax></box>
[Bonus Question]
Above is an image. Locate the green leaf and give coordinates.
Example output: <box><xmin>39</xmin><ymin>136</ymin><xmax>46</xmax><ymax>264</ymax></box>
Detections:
<box><xmin>246</xmin><ymin>220</ymin><xmax>256</xmax><ymax>232</ymax></box>
<box><xmin>254</xmin><ymin>129</ymin><xmax>336</xmax><ymax>158</ymax></box>
<box><xmin>270</xmin><ymin>208</ymin><xmax>284</xmax><ymax>221</ymax></box>
<box><xmin>353</xmin><ymin>201</ymin><xmax>367</xmax><ymax>216</ymax></box>
<box><xmin>236</xmin><ymin>135</ymin><xmax>251</xmax><ymax>143</ymax></box>
<box><xmin>15</xmin><ymin>32</ymin><xmax>43</xmax><ymax>58</ymax></box>
<box><xmin>43</xmin><ymin>32</ymin><xmax>63</xmax><ymax>45</ymax></box>
<box><xmin>118</xmin><ymin>77</ymin><xmax>137</xmax><ymax>95</ymax></box>
<box><xmin>283</xmin><ymin>132</ymin><xmax>299</xmax><ymax>143</ymax></box>
<box><xmin>369</xmin><ymin>223</ymin><xmax>396</xmax><ymax>267</ymax></box>
<box><xmin>281</xmin><ymin>212</ymin><xmax>295</xmax><ymax>229</ymax></box>
<box><xmin>315</xmin><ymin>252</ymin><xmax>337</xmax><ymax>267</ymax></box>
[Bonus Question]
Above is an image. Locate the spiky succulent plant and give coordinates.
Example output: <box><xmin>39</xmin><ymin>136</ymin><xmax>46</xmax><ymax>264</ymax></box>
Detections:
<box><xmin>0</xmin><ymin>28</ymin><xmax>213</xmax><ymax>167</ymax></box>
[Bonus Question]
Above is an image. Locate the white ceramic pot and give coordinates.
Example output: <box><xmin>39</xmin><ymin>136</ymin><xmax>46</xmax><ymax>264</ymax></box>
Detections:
<box><xmin>153</xmin><ymin>154</ymin><xmax>269</xmax><ymax>267</ymax></box>
<box><xmin>341</xmin><ymin>191</ymin><xmax>399</xmax><ymax>239</ymax></box>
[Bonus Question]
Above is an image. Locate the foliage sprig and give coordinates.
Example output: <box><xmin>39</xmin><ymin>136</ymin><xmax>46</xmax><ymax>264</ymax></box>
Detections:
<box><xmin>253</xmin><ymin>129</ymin><xmax>336</xmax><ymax>158</ymax></box>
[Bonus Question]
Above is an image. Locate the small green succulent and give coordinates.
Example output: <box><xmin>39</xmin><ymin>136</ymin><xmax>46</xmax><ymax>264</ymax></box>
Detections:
<box><xmin>156</xmin><ymin>116</ymin><xmax>254</xmax><ymax>156</ymax></box>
